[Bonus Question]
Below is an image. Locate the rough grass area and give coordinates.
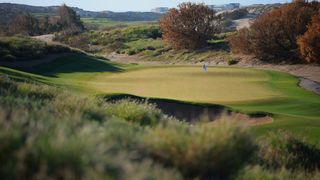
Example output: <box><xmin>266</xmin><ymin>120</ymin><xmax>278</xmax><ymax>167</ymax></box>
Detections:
<box><xmin>0</xmin><ymin>36</ymin><xmax>72</xmax><ymax>61</ymax></box>
<box><xmin>54</xmin><ymin>24</ymin><xmax>232</xmax><ymax>63</ymax></box>
<box><xmin>82</xmin><ymin>18</ymin><xmax>157</xmax><ymax>30</ymax></box>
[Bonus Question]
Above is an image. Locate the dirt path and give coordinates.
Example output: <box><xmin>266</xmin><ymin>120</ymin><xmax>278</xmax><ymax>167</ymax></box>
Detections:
<box><xmin>33</xmin><ymin>34</ymin><xmax>58</xmax><ymax>44</ymax></box>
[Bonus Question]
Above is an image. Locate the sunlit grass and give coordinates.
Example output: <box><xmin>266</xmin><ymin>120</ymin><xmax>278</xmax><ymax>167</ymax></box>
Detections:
<box><xmin>90</xmin><ymin>66</ymin><xmax>281</xmax><ymax>103</ymax></box>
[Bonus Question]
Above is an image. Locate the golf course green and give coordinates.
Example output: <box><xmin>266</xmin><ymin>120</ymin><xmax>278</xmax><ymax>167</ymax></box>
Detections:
<box><xmin>1</xmin><ymin>54</ymin><xmax>320</xmax><ymax>142</ymax></box>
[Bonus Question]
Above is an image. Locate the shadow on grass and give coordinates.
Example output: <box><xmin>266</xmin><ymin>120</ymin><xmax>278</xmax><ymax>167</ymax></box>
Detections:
<box><xmin>101</xmin><ymin>94</ymin><xmax>272</xmax><ymax>123</ymax></box>
<box><xmin>0</xmin><ymin>67</ymin><xmax>46</xmax><ymax>83</ymax></box>
<box><xmin>101</xmin><ymin>93</ymin><xmax>228</xmax><ymax>123</ymax></box>
<box><xmin>25</xmin><ymin>54</ymin><xmax>123</xmax><ymax>77</ymax></box>
<box><xmin>207</xmin><ymin>39</ymin><xmax>230</xmax><ymax>51</ymax></box>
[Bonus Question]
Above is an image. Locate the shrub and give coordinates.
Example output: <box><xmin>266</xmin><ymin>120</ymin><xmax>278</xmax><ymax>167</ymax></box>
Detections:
<box><xmin>228</xmin><ymin>58</ymin><xmax>239</xmax><ymax>65</ymax></box>
<box><xmin>259</xmin><ymin>130</ymin><xmax>320</xmax><ymax>171</ymax></box>
<box><xmin>105</xmin><ymin>99</ymin><xmax>163</xmax><ymax>126</ymax></box>
<box><xmin>58</xmin><ymin>4</ymin><xmax>85</xmax><ymax>35</ymax></box>
<box><xmin>9</xmin><ymin>13</ymin><xmax>40</xmax><ymax>36</ymax></box>
<box><xmin>122</xmin><ymin>26</ymin><xmax>162</xmax><ymax>41</ymax></box>
<box><xmin>160</xmin><ymin>2</ymin><xmax>222</xmax><ymax>50</ymax></box>
<box><xmin>297</xmin><ymin>13</ymin><xmax>320</xmax><ymax>63</ymax></box>
<box><xmin>142</xmin><ymin>119</ymin><xmax>257</xmax><ymax>179</ymax></box>
<box><xmin>237</xmin><ymin>165</ymin><xmax>320</xmax><ymax>180</ymax></box>
<box><xmin>228</xmin><ymin>0</ymin><xmax>320</xmax><ymax>63</ymax></box>
<box><xmin>127</xmin><ymin>49</ymin><xmax>136</xmax><ymax>55</ymax></box>
<box><xmin>0</xmin><ymin>77</ymin><xmax>182</xmax><ymax>179</ymax></box>
<box><xmin>228</xmin><ymin>28</ymin><xmax>252</xmax><ymax>54</ymax></box>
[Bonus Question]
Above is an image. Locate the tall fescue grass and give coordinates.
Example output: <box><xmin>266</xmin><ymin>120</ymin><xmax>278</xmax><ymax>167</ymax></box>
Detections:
<box><xmin>237</xmin><ymin>166</ymin><xmax>320</xmax><ymax>180</ymax></box>
<box><xmin>0</xmin><ymin>75</ymin><xmax>320</xmax><ymax>179</ymax></box>
<box><xmin>142</xmin><ymin>119</ymin><xmax>257</xmax><ymax>179</ymax></box>
<box><xmin>0</xmin><ymin>77</ymin><xmax>182</xmax><ymax>179</ymax></box>
<box><xmin>259</xmin><ymin>130</ymin><xmax>320</xmax><ymax>171</ymax></box>
<box><xmin>105</xmin><ymin>99</ymin><xmax>165</xmax><ymax>126</ymax></box>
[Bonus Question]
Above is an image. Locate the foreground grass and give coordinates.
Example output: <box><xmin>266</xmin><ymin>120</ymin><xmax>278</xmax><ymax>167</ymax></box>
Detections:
<box><xmin>1</xmin><ymin>76</ymin><xmax>319</xmax><ymax>179</ymax></box>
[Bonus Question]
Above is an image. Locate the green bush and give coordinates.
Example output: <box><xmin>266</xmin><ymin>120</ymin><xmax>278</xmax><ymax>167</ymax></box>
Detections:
<box><xmin>259</xmin><ymin>130</ymin><xmax>320</xmax><ymax>171</ymax></box>
<box><xmin>54</xmin><ymin>26</ymin><xmax>161</xmax><ymax>53</ymax></box>
<box><xmin>106</xmin><ymin>99</ymin><xmax>163</xmax><ymax>126</ymax></box>
<box><xmin>122</xmin><ymin>26</ymin><xmax>162</xmax><ymax>41</ymax></box>
<box><xmin>228</xmin><ymin>58</ymin><xmax>239</xmax><ymax>65</ymax></box>
<box><xmin>0</xmin><ymin>77</ymin><xmax>182</xmax><ymax>179</ymax></box>
<box><xmin>237</xmin><ymin>165</ymin><xmax>320</xmax><ymax>180</ymax></box>
<box><xmin>127</xmin><ymin>49</ymin><xmax>136</xmax><ymax>55</ymax></box>
<box><xmin>142</xmin><ymin>119</ymin><xmax>257</xmax><ymax>179</ymax></box>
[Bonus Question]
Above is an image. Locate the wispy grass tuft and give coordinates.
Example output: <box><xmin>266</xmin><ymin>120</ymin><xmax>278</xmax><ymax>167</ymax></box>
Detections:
<box><xmin>142</xmin><ymin>118</ymin><xmax>257</xmax><ymax>179</ymax></box>
<box><xmin>105</xmin><ymin>99</ymin><xmax>164</xmax><ymax>126</ymax></box>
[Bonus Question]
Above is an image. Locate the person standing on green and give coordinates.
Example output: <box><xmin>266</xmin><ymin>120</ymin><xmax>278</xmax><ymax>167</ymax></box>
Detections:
<box><xmin>203</xmin><ymin>63</ymin><xmax>207</xmax><ymax>72</ymax></box>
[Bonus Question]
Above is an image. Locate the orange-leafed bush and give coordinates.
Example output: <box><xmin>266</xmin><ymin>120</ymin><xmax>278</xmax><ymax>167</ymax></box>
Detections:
<box><xmin>228</xmin><ymin>28</ymin><xmax>252</xmax><ymax>54</ymax></box>
<box><xmin>228</xmin><ymin>0</ymin><xmax>320</xmax><ymax>63</ymax></box>
<box><xmin>160</xmin><ymin>3</ymin><xmax>221</xmax><ymax>50</ymax></box>
<box><xmin>297</xmin><ymin>14</ymin><xmax>320</xmax><ymax>63</ymax></box>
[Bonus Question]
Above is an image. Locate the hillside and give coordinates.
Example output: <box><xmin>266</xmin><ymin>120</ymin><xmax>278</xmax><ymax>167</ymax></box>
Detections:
<box><xmin>0</xmin><ymin>3</ymin><xmax>162</xmax><ymax>25</ymax></box>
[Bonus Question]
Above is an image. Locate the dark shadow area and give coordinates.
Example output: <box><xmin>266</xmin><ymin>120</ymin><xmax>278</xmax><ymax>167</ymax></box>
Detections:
<box><xmin>102</xmin><ymin>94</ymin><xmax>272</xmax><ymax>123</ymax></box>
<box><xmin>207</xmin><ymin>40</ymin><xmax>230</xmax><ymax>51</ymax></box>
<box><xmin>102</xmin><ymin>94</ymin><xmax>232</xmax><ymax>123</ymax></box>
<box><xmin>0</xmin><ymin>67</ymin><xmax>46</xmax><ymax>83</ymax></box>
<box><xmin>24</xmin><ymin>54</ymin><xmax>123</xmax><ymax>77</ymax></box>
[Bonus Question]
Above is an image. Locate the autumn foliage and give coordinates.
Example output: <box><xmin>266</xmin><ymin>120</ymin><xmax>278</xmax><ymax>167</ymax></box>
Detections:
<box><xmin>297</xmin><ymin>13</ymin><xmax>320</xmax><ymax>63</ymax></box>
<box><xmin>58</xmin><ymin>4</ymin><xmax>84</xmax><ymax>34</ymax></box>
<box><xmin>229</xmin><ymin>0</ymin><xmax>320</xmax><ymax>63</ymax></box>
<box><xmin>159</xmin><ymin>3</ymin><xmax>221</xmax><ymax>50</ymax></box>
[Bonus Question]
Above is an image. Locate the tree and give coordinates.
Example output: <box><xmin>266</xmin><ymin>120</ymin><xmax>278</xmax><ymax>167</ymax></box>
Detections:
<box><xmin>58</xmin><ymin>4</ymin><xmax>84</xmax><ymax>34</ymax></box>
<box><xmin>297</xmin><ymin>13</ymin><xmax>320</xmax><ymax>63</ymax></box>
<box><xmin>10</xmin><ymin>13</ymin><xmax>39</xmax><ymax>35</ymax></box>
<box><xmin>228</xmin><ymin>0</ymin><xmax>320</xmax><ymax>63</ymax></box>
<box><xmin>228</xmin><ymin>28</ymin><xmax>252</xmax><ymax>54</ymax></box>
<box><xmin>159</xmin><ymin>3</ymin><xmax>221</xmax><ymax>50</ymax></box>
<box><xmin>39</xmin><ymin>15</ymin><xmax>50</xmax><ymax>34</ymax></box>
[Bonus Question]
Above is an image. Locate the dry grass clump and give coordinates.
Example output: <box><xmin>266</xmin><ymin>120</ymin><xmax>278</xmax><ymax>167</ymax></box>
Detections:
<box><xmin>142</xmin><ymin>118</ymin><xmax>257</xmax><ymax>179</ymax></box>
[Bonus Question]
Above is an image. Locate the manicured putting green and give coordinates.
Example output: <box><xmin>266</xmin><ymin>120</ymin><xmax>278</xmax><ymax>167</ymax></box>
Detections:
<box><xmin>90</xmin><ymin>66</ymin><xmax>282</xmax><ymax>103</ymax></box>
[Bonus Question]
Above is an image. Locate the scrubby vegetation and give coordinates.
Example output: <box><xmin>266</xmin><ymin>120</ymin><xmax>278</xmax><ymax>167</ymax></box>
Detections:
<box><xmin>0</xmin><ymin>73</ymin><xmax>320</xmax><ymax>179</ymax></box>
<box><xmin>82</xmin><ymin>18</ymin><xmax>157</xmax><ymax>30</ymax></box>
<box><xmin>0</xmin><ymin>36</ymin><xmax>72</xmax><ymax>61</ymax></box>
<box><xmin>297</xmin><ymin>12</ymin><xmax>320</xmax><ymax>63</ymax></box>
<box><xmin>228</xmin><ymin>0</ymin><xmax>320</xmax><ymax>63</ymax></box>
<box><xmin>54</xmin><ymin>25</ymin><xmax>162</xmax><ymax>53</ymax></box>
<box><xmin>4</xmin><ymin>4</ymin><xmax>84</xmax><ymax>36</ymax></box>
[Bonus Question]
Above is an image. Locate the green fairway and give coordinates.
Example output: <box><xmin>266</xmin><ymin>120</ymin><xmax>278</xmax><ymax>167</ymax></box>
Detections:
<box><xmin>1</xmin><ymin>54</ymin><xmax>319</xmax><ymax>142</ymax></box>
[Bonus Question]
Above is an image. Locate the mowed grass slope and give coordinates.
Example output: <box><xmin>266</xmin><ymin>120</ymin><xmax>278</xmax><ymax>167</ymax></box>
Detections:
<box><xmin>1</xmin><ymin>55</ymin><xmax>319</xmax><ymax>142</ymax></box>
